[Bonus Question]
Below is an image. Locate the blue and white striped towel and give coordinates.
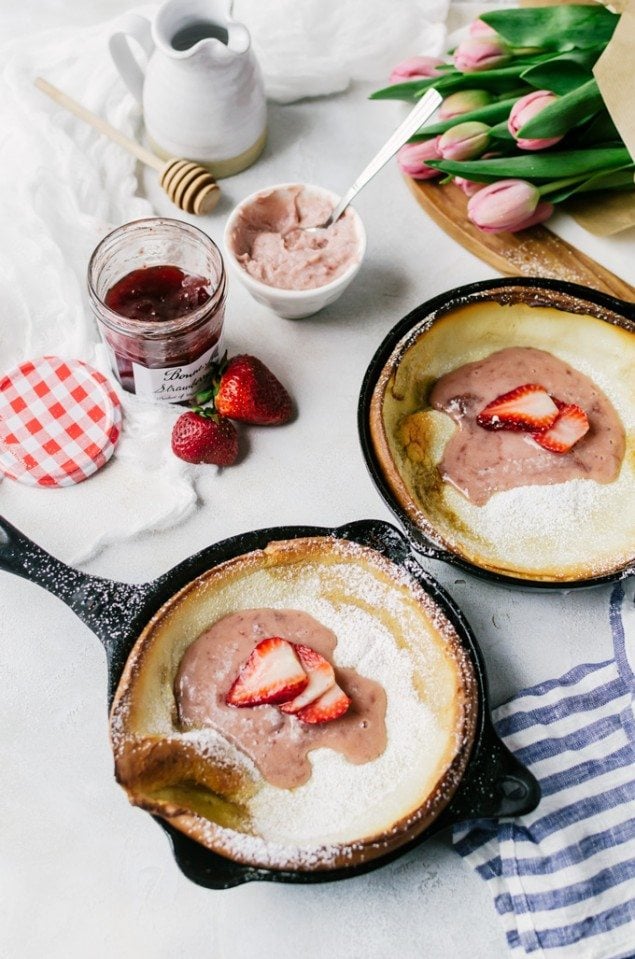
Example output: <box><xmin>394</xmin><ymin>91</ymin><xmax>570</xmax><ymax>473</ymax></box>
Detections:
<box><xmin>453</xmin><ymin>580</ymin><xmax>635</xmax><ymax>959</ymax></box>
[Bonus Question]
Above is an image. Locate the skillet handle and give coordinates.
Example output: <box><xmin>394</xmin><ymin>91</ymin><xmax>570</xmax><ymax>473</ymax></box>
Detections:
<box><xmin>406</xmin><ymin>525</ymin><xmax>456</xmax><ymax>564</ymax></box>
<box><xmin>0</xmin><ymin>514</ymin><xmax>151</xmax><ymax>656</ymax></box>
<box><xmin>444</xmin><ymin>718</ymin><xmax>541</xmax><ymax>823</ymax></box>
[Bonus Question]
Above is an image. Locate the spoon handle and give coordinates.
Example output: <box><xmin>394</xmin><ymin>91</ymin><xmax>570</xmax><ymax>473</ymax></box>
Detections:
<box><xmin>328</xmin><ymin>88</ymin><xmax>442</xmax><ymax>225</ymax></box>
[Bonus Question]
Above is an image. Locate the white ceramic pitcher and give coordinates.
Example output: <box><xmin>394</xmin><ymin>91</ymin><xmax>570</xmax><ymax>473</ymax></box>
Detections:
<box><xmin>109</xmin><ymin>0</ymin><xmax>267</xmax><ymax>177</ymax></box>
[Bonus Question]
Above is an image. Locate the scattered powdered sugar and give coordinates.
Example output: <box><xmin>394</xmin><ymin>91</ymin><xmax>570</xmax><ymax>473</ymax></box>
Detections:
<box><xmin>179</xmin><ymin>726</ymin><xmax>259</xmax><ymax>779</ymax></box>
<box><xmin>115</xmin><ymin>541</ymin><xmax>474</xmax><ymax>868</ymax></box>
<box><xmin>208</xmin><ymin>552</ymin><xmax>468</xmax><ymax>851</ymax></box>
<box><xmin>248</xmin><ymin>686</ymin><xmax>444</xmax><ymax>847</ymax></box>
<box><xmin>372</xmin><ymin>292</ymin><xmax>634</xmax><ymax>580</ymax></box>
<box><xmin>425</xmin><ymin>468</ymin><xmax>633</xmax><ymax>579</ymax></box>
<box><xmin>191</xmin><ymin>816</ymin><xmax>350</xmax><ymax>871</ymax></box>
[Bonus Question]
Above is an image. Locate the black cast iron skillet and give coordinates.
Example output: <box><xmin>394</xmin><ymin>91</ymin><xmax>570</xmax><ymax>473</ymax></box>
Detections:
<box><xmin>358</xmin><ymin>277</ymin><xmax>635</xmax><ymax>591</ymax></box>
<box><xmin>0</xmin><ymin>514</ymin><xmax>539</xmax><ymax>888</ymax></box>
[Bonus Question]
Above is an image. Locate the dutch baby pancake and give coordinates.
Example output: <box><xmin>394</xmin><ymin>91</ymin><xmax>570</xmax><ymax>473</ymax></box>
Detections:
<box><xmin>110</xmin><ymin>536</ymin><xmax>477</xmax><ymax>871</ymax></box>
<box><xmin>369</xmin><ymin>292</ymin><xmax>634</xmax><ymax>582</ymax></box>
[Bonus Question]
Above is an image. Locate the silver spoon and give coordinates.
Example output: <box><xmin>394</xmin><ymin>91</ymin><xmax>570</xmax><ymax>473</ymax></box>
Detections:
<box><xmin>303</xmin><ymin>87</ymin><xmax>442</xmax><ymax>233</ymax></box>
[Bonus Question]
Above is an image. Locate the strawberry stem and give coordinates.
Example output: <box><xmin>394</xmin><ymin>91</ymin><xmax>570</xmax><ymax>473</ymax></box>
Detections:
<box><xmin>192</xmin><ymin>350</ymin><xmax>229</xmax><ymax>409</ymax></box>
<box><xmin>194</xmin><ymin>387</ymin><xmax>215</xmax><ymax>406</ymax></box>
<box><xmin>190</xmin><ymin>404</ymin><xmax>219</xmax><ymax>421</ymax></box>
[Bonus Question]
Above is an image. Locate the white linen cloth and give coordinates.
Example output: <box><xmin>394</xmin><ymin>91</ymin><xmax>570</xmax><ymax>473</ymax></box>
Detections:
<box><xmin>0</xmin><ymin>1</ymin><xmax>448</xmax><ymax>563</ymax></box>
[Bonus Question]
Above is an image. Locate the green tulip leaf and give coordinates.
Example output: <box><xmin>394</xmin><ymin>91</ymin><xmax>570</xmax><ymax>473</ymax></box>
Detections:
<box><xmin>521</xmin><ymin>48</ymin><xmax>604</xmax><ymax>95</ymax></box>
<box><xmin>371</xmin><ymin>64</ymin><xmax>553</xmax><ymax>101</ymax></box>
<box><xmin>549</xmin><ymin>165</ymin><xmax>635</xmax><ymax>203</ymax></box>
<box><xmin>427</xmin><ymin>146</ymin><xmax>632</xmax><ymax>182</ymax></box>
<box><xmin>574</xmin><ymin>110</ymin><xmax>621</xmax><ymax>147</ymax></box>
<box><xmin>548</xmin><ymin>165</ymin><xmax>635</xmax><ymax>203</ymax></box>
<box><xmin>434</xmin><ymin>66</ymin><xmax>548</xmax><ymax>95</ymax></box>
<box><xmin>573</xmin><ymin>170</ymin><xmax>635</xmax><ymax>194</ymax></box>
<box><xmin>518</xmin><ymin>79</ymin><xmax>605</xmax><ymax>138</ymax></box>
<box><xmin>480</xmin><ymin>5</ymin><xmax>619</xmax><ymax>52</ymax></box>
<box><xmin>488</xmin><ymin>120</ymin><xmax>515</xmax><ymax>141</ymax></box>
<box><xmin>370</xmin><ymin>77</ymin><xmax>438</xmax><ymax>101</ymax></box>
<box><xmin>411</xmin><ymin>97</ymin><xmax>518</xmax><ymax>138</ymax></box>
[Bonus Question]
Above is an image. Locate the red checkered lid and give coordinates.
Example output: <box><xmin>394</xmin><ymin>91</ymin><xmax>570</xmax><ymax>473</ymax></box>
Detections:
<box><xmin>0</xmin><ymin>356</ymin><xmax>122</xmax><ymax>487</ymax></box>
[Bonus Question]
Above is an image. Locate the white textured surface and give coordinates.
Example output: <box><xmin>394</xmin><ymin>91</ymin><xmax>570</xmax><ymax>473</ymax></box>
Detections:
<box><xmin>1</xmin><ymin>2</ymin><xmax>634</xmax><ymax>958</ymax></box>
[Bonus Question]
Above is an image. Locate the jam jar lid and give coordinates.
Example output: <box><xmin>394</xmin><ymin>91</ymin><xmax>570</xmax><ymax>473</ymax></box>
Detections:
<box><xmin>0</xmin><ymin>356</ymin><xmax>122</xmax><ymax>487</ymax></box>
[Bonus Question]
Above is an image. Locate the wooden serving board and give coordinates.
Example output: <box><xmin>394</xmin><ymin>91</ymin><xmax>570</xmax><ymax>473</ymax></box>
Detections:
<box><xmin>407</xmin><ymin>177</ymin><xmax>635</xmax><ymax>302</ymax></box>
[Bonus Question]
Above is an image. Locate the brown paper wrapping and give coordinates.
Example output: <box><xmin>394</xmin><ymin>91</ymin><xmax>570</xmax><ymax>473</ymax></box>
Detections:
<box><xmin>522</xmin><ymin>0</ymin><xmax>635</xmax><ymax>234</ymax></box>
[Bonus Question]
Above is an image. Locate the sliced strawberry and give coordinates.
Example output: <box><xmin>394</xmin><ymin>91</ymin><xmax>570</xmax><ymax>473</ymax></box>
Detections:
<box><xmin>279</xmin><ymin>644</ymin><xmax>336</xmax><ymax>714</ymax></box>
<box><xmin>477</xmin><ymin>384</ymin><xmax>559</xmax><ymax>432</ymax></box>
<box><xmin>532</xmin><ymin>403</ymin><xmax>589</xmax><ymax>454</ymax></box>
<box><xmin>295</xmin><ymin>682</ymin><xmax>351</xmax><ymax>725</ymax></box>
<box><xmin>225</xmin><ymin>637</ymin><xmax>308</xmax><ymax>708</ymax></box>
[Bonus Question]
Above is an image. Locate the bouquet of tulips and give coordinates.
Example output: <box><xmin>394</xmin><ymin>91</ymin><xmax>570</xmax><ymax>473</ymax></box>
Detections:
<box><xmin>372</xmin><ymin>4</ymin><xmax>634</xmax><ymax>234</ymax></box>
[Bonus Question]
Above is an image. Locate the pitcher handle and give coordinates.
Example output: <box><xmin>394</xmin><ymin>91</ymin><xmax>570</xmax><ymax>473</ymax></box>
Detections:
<box><xmin>109</xmin><ymin>14</ymin><xmax>155</xmax><ymax>104</ymax></box>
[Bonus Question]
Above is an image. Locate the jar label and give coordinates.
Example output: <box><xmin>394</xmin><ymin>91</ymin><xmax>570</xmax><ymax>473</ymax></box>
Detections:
<box><xmin>132</xmin><ymin>340</ymin><xmax>221</xmax><ymax>403</ymax></box>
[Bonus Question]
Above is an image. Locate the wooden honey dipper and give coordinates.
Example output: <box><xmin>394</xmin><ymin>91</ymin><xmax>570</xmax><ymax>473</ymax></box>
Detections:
<box><xmin>35</xmin><ymin>77</ymin><xmax>220</xmax><ymax>216</ymax></box>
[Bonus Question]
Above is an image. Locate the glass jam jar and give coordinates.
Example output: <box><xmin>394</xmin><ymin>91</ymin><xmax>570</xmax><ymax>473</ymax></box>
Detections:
<box><xmin>88</xmin><ymin>218</ymin><xmax>226</xmax><ymax>403</ymax></box>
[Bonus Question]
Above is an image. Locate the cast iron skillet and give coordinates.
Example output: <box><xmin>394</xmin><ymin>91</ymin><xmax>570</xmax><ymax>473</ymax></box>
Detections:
<box><xmin>358</xmin><ymin>276</ymin><xmax>635</xmax><ymax>591</ymax></box>
<box><xmin>0</xmin><ymin>514</ymin><xmax>539</xmax><ymax>888</ymax></box>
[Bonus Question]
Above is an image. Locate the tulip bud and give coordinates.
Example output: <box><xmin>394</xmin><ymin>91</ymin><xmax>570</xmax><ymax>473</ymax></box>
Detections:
<box><xmin>397</xmin><ymin>139</ymin><xmax>443</xmax><ymax>180</ymax></box>
<box><xmin>438</xmin><ymin>121</ymin><xmax>490</xmax><ymax>161</ymax></box>
<box><xmin>469</xmin><ymin>19</ymin><xmax>498</xmax><ymax>37</ymax></box>
<box><xmin>508</xmin><ymin>90</ymin><xmax>563</xmax><ymax>151</ymax></box>
<box><xmin>454</xmin><ymin>176</ymin><xmax>485</xmax><ymax>197</ymax></box>
<box><xmin>454</xmin><ymin>36</ymin><xmax>510</xmax><ymax>73</ymax></box>
<box><xmin>467</xmin><ymin>179</ymin><xmax>553</xmax><ymax>233</ymax></box>
<box><xmin>439</xmin><ymin>89</ymin><xmax>493</xmax><ymax>120</ymax></box>
<box><xmin>389</xmin><ymin>56</ymin><xmax>444</xmax><ymax>84</ymax></box>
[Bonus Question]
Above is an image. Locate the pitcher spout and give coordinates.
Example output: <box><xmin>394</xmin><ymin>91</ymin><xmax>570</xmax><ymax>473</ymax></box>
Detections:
<box><xmin>155</xmin><ymin>0</ymin><xmax>251</xmax><ymax>60</ymax></box>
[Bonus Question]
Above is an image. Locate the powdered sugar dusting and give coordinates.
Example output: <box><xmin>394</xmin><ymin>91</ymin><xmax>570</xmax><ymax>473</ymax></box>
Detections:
<box><xmin>370</xmin><ymin>290</ymin><xmax>634</xmax><ymax>581</ymax></box>
<box><xmin>111</xmin><ymin>538</ymin><xmax>476</xmax><ymax>869</ymax></box>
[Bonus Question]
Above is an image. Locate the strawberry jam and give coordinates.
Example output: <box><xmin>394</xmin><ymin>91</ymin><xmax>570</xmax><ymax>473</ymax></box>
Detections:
<box><xmin>88</xmin><ymin>219</ymin><xmax>227</xmax><ymax>403</ymax></box>
<box><xmin>104</xmin><ymin>265</ymin><xmax>211</xmax><ymax>321</ymax></box>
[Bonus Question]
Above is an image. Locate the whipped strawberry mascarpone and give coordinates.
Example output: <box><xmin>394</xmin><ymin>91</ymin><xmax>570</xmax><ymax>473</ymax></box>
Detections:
<box><xmin>430</xmin><ymin>347</ymin><xmax>625</xmax><ymax>506</ymax></box>
<box><xmin>227</xmin><ymin>185</ymin><xmax>360</xmax><ymax>291</ymax></box>
<box><xmin>175</xmin><ymin>608</ymin><xmax>387</xmax><ymax>789</ymax></box>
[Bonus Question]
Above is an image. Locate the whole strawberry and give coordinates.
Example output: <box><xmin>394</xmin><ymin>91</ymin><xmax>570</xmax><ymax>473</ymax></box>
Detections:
<box><xmin>214</xmin><ymin>354</ymin><xmax>293</xmax><ymax>426</ymax></box>
<box><xmin>171</xmin><ymin>410</ymin><xmax>238</xmax><ymax>466</ymax></box>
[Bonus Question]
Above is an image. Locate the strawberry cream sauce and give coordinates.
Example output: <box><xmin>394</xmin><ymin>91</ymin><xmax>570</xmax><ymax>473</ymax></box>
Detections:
<box><xmin>175</xmin><ymin>608</ymin><xmax>387</xmax><ymax>789</ymax></box>
<box><xmin>228</xmin><ymin>186</ymin><xmax>360</xmax><ymax>291</ymax></box>
<box><xmin>429</xmin><ymin>347</ymin><xmax>625</xmax><ymax>506</ymax></box>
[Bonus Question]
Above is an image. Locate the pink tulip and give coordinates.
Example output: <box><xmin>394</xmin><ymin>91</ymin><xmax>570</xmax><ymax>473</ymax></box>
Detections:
<box><xmin>439</xmin><ymin>89</ymin><xmax>492</xmax><ymax>120</ymax></box>
<box><xmin>455</xmin><ymin>176</ymin><xmax>485</xmax><ymax>197</ymax></box>
<box><xmin>454</xmin><ymin>36</ymin><xmax>510</xmax><ymax>73</ymax></box>
<box><xmin>467</xmin><ymin>179</ymin><xmax>553</xmax><ymax>233</ymax></box>
<box><xmin>508</xmin><ymin>90</ymin><xmax>563</xmax><ymax>151</ymax></box>
<box><xmin>469</xmin><ymin>19</ymin><xmax>498</xmax><ymax>37</ymax></box>
<box><xmin>397</xmin><ymin>139</ymin><xmax>443</xmax><ymax>180</ymax></box>
<box><xmin>438</xmin><ymin>121</ymin><xmax>490</xmax><ymax>161</ymax></box>
<box><xmin>389</xmin><ymin>56</ymin><xmax>444</xmax><ymax>84</ymax></box>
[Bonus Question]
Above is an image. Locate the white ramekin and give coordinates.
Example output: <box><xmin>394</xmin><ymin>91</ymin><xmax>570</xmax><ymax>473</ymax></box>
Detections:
<box><xmin>223</xmin><ymin>182</ymin><xmax>366</xmax><ymax>319</ymax></box>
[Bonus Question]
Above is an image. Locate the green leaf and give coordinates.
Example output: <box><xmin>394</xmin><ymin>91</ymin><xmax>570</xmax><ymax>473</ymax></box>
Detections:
<box><xmin>427</xmin><ymin>146</ymin><xmax>632</xmax><ymax>182</ymax></box>
<box><xmin>411</xmin><ymin>97</ymin><xmax>518</xmax><ymax>138</ymax></box>
<box><xmin>573</xmin><ymin>109</ymin><xmax>621</xmax><ymax>147</ymax></box>
<box><xmin>370</xmin><ymin>77</ymin><xmax>438</xmax><ymax>101</ymax></box>
<box><xmin>434</xmin><ymin>66</ymin><xmax>549</xmax><ymax>95</ymax></box>
<box><xmin>550</xmin><ymin>165</ymin><xmax>634</xmax><ymax>202</ymax></box>
<box><xmin>488</xmin><ymin>120</ymin><xmax>515</xmax><ymax>141</ymax></box>
<box><xmin>518</xmin><ymin>79</ymin><xmax>604</xmax><ymax>138</ymax></box>
<box><xmin>480</xmin><ymin>5</ymin><xmax>619</xmax><ymax>52</ymax></box>
<box><xmin>521</xmin><ymin>48</ymin><xmax>604</xmax><ymax>95</ymax></box>
<box><xmin>371</xmin><ymin>64</ymin><xmax>550</xmax><ymax>102</ymax></box>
